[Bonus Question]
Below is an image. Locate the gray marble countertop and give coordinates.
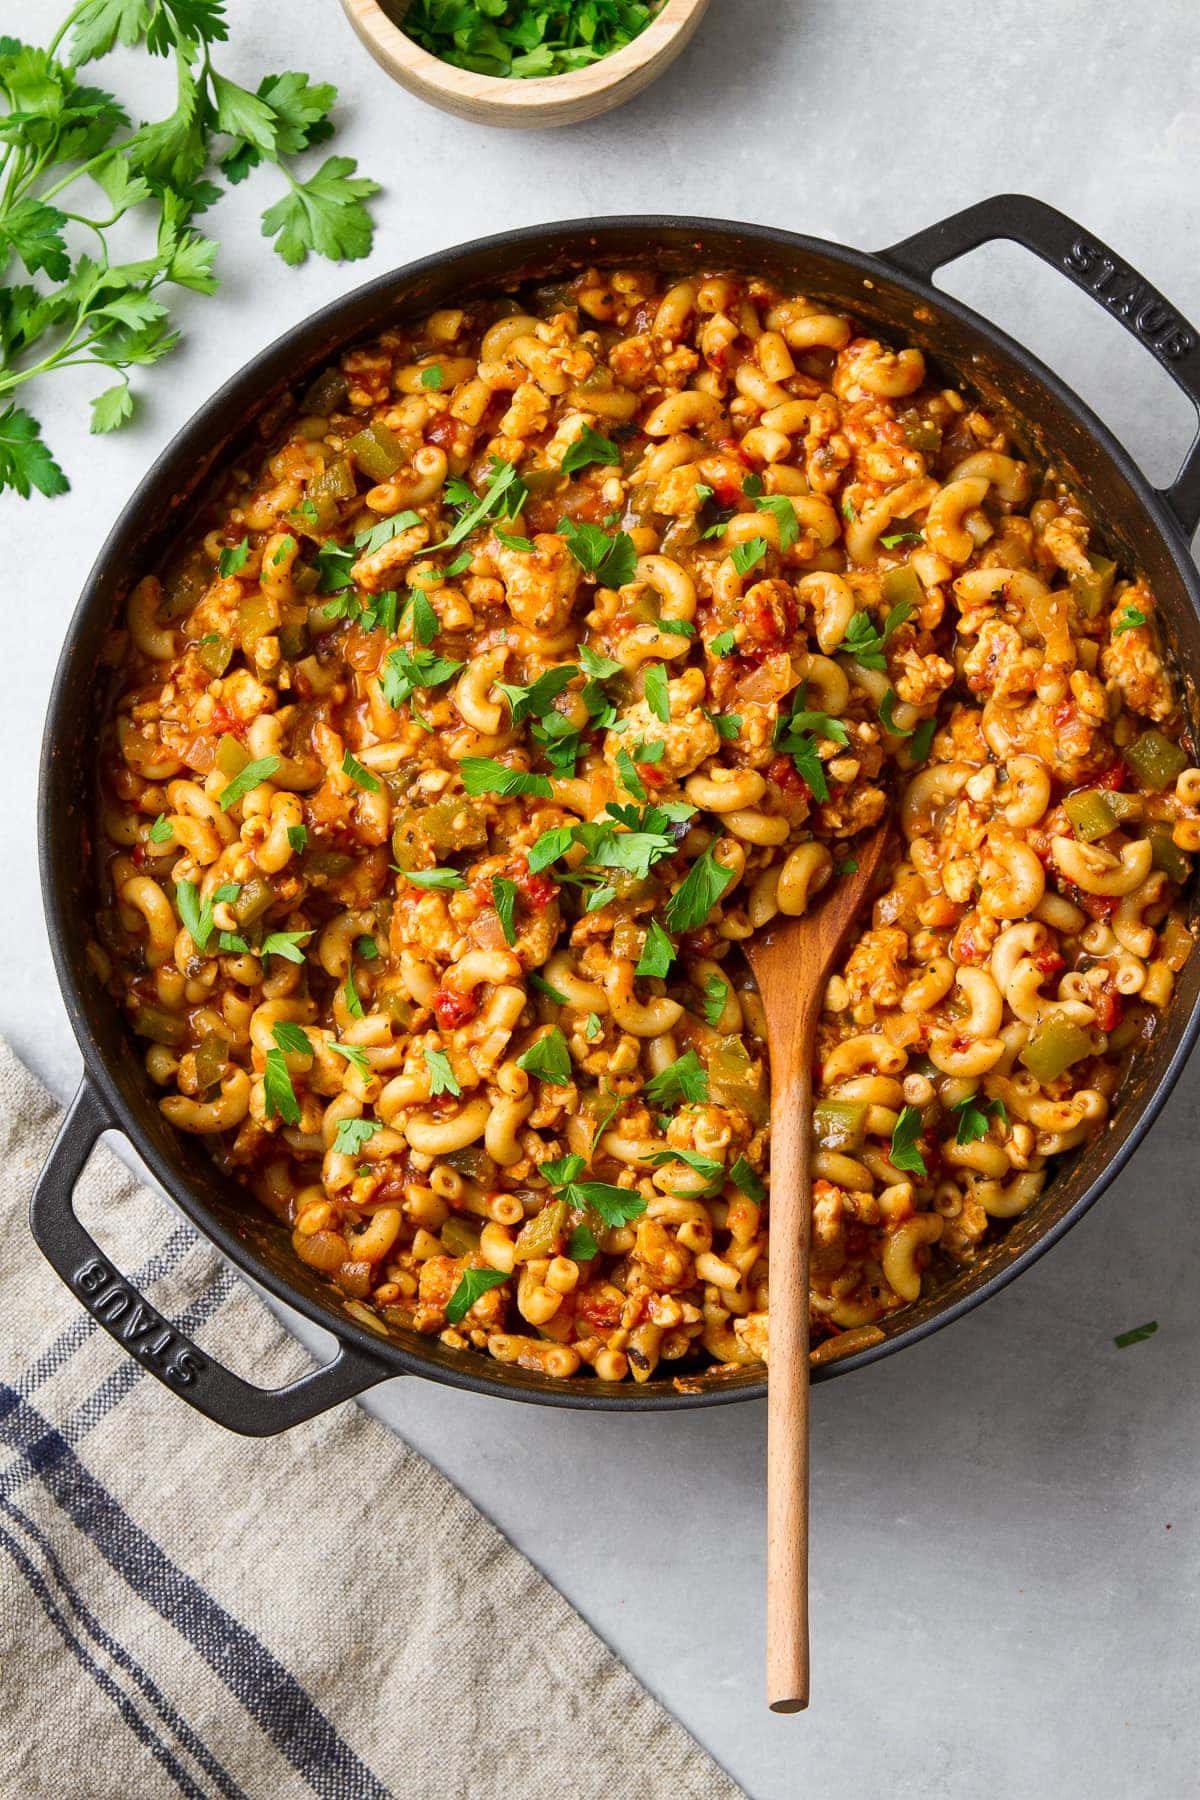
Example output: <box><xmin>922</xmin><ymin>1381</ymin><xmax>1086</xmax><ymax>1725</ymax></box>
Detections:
<box><xmin>3</xmin><ymin>3</ymin><xmax>1198</xmax><ymax>1794</ymax></box>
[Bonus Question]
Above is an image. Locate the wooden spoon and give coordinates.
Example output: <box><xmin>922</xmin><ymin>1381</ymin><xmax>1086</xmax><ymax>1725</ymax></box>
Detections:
<box><xmin>745</xmin><ymin>821</ymin><xmax>892</xmax><ymax>1713</ymax></box>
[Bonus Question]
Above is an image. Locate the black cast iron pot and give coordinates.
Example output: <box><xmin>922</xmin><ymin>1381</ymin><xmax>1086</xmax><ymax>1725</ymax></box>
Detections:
<box><xmin>32</xmin><ymin>195</ymin><xmax>1200</xmax><ymax>1434</ymax></box>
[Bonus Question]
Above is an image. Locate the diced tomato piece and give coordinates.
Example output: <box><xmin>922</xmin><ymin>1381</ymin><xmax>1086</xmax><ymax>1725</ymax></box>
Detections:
<box><xmin>576</xmin><ymin>1286</ymin><xmax>624</xmax><ymax>1330</ymax></box>
<box><xmin>1095</xmin><ymin>989</ymin><xmax>1124</xmax><ymax>1032</ymax></box>
<box><xmin>431</xmin><ymin>988</ymin><xmax>479</xmax><ymax>1029</ymax></box>
<box><xmin>1097</xmin><ymin>762</ymin><xmax>1127</xmax><ymax>791</ymax></box>
<box><xmin>1034</xmin><ymin>948</ymin><xmax>1065</xmax><ymax>978</ymax></box>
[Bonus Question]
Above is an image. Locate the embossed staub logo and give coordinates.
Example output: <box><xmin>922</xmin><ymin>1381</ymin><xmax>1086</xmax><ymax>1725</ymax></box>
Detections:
<box><xmin>74</xmin><ymin>1257</ymin><xmax>205</xmax><ymax>1386</ymax></box>
<box><xmin>1064</xmin><ymin>239</ymin><xmax>1196</xmax><ymax>359</ymax></box>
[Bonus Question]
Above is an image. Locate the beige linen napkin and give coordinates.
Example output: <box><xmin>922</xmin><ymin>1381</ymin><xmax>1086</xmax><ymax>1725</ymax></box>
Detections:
<box><xmin>0</xmin><ymin>1040</ymin><xmax>742</xmax><ymax>1800</ymax></box>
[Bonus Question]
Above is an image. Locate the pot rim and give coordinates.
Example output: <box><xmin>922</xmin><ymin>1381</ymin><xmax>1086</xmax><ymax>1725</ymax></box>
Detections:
<box><xmin>40</xmin><ymin>210</ymin><xmax>1200</xmax><ymax>1411</ymax></box>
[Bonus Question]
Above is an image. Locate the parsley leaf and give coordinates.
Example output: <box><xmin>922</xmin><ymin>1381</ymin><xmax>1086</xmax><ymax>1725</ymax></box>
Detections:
<box><xmin>460</xmin><ymin>758</ymin><xmax>553</xmax><ymax>800</ymax></box>
<box><xmin>491</xmin><ymin>876</ymin><xmax>518</xmax><ymax>945</ymax></box>
<box><xmin>424</xmin><ymin>1045</ymin><xmax>461</xmax><ymax>1096</ymax></box>
<box><xmin>261</xmin><ymin>155</ymin><xmax>380</xmax><ymax>266</ymax></box>
<box><xmin>445</xmin><ymin>1266</ymin><xmax>508</xmax><ymax>1324</ymax></box>
<box><xmin>644</xmin><ymin>1050</ymin><xmax>708</xmax><ymax>1110</ymax></box>
<box><xmin>148</xmin><ymin>812</ymin><xmax>173</xmax><ymax>844</ymax></box>
<box><xmin>0</xmin><ymin>405</ymin><xmax>68</xmax><ymax>497</ymax></box>
<box><xmin>664</xmin><ymin>844</ymin><xmax>735</xmax><ymax>934</ymax></box>
<box><xmin>558</xmin><ymin>516</ymin><xmax>637</xmax><ymax>587</ymax></box>
<box><xmin>494</xmin><ymin>525</ymin><xmax>536</xmax><ymax>552</ymax></box>
<box><xmin>343</xmin><ymin>970</ymin><xmax>365</xmax><ymax>1018</ymax></box>
<box><xmin>287</xmin><ymin>823</ymin><xmax>308</xmax><ymax>854</ymax></box>
<box><xmin>445</xmin><ymin>457</ymin><xmax>527</xmax><ymax>545</ymax></box>
<box><xmin>889</xmin><ymin>1104</ymin><xmax>927</xmax><ymax>1175</ymax></box>
<box><xmin>644</xmin><ymin>663</ymin><xmax>670</xmax><ymax>724</ymax></box>
<box><xmin>495</xmin><ymin>663</ymin><xmax>578</xmax><ymax>725</ymax></box>
<box><xmin>1113</xmin><ymin>606</ymin><xmax>1147</xmax><ymax>635</ymax></box>
<box><xmin>636</xmin><ymin>918</ymin><xmax>675</xmax><ymax>979</ymax></box>
<box><xmin>333</xmin><ymin>1117</ymin><xmax>381</xmax><ymax>1157</ymax></box>
<box><xmin>263</xmin><ymin>1047</ymin><xmax>301</xmax><ymax>1124</ymax></box>
<box><xmin>342</xmin><ymin>749</ymin><xmax>379</xmax><ymax>792</ymax></box>
<box><xmin>272</xmin><ymin>1021</ymin><xmax>313</xmax><ymax>1056</ymax></box>
<box><xmin>567</xmin><ymin>1223</ymin><xmax>599</xmax><ymax>1261</ymax></box>
<box><xmin>879</xmin><ymin>689</ymin><xmax>913</xmax><ymax>737</ymax></box>
<box><xmin>217</xmin><ymin>755</ymin><xmax>281</xmax><ymax>811</ymax></box>
<box><xmin>729</xmin><ymin>1155</ymin><xmax>765</xmax><ymax>1202</ymax></box>
<box><xmin>951</xmin><ymin>1093</ymin><xmax>1008</xmax><ymax>1146</ymax></box>
<box><xmin>710</xmin><ymin>629</ymin><xmax>736</xmax><ymax>657</ymax></box>
<box><xmin>836</xmin><ymin>598</ymin><xmax>914</xmax><ymax>672</ymax></box>
<box><xmin>400</xmin><ymin>867</ymin><xmax>466</xmax><ymax>890</ymax></box>
<box><xmin>730</xmin><ymin>537</ymin><xmax>768</xmax><ymax>577</ymax></box>
<box><xmin>354</xmin><ymin>509</ymin><xmax>421</xmax><ymax>556</ymax></box>
<box><xmin>261</xmin><ymin>930</ymin><xmax>313</xmax><ymax>963</ymax></box>
<box><xmin>562</xmin><ymin>422</ymin><xmax>621</xmax><ymax>474</ymax></box>
<box><xmin>380</xmin><ymin>644</ymin><xmax>463</xmax><ymax>709</ymax></box>
<box><xmin>329</xmin><ymin>1042</ymin><xmax>371</xmax><ymax>1079</ymax></box>
<box><xmin>175</xmin><ymin>877</ymin><xmax>214</xmax><ymax>951</ymax></box>
<box><xmin>701</xmin><ymin>972</ymin><xmax>729</xmax><ymax>1027</ymax></box>
<box><xmin>1113</xmin><ymin>1320</ymin><xmax>1158</xmax><ymax>1348</ymax></box>
<box><xmin>754</xmin><ymin>494</ymin><xmax>799</xmax><ymax>551</ymax></box>
<box><xmin>420</xmin><ymin>363</ymin><xmax>444</xmax><ymax>390</ymax></box>
<box><xmin>517</xmin><ymin>1027</ymin><xmax>572</xmax><ymax>1086</ymax></box>
<box><xmin>908</xmin><ymin>717</ymin><xmax>936</xmax><ymax>763</ymax></box>
<box><xmin>217</xmin><ymin>536</ymin><xmax>249</xmax><ymax>577</ymax></box>
<box><xmin>529</xmin><ymin>971</ymin><xmax>569</xmax><ymax>1004</ymax></box>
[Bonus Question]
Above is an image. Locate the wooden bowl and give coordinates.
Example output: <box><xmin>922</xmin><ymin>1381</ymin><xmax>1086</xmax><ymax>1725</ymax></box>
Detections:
<box><xmin>339</xmin><ymin>0</ymin><xmax>711</xmax><ymax>129</ymax></box>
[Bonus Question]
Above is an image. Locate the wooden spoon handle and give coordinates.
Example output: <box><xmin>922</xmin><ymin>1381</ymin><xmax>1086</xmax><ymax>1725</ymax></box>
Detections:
<box><xmin>766</xmin><ymin>1053</ymin><xmax>812</xmax><ymax>1713</ymax></box>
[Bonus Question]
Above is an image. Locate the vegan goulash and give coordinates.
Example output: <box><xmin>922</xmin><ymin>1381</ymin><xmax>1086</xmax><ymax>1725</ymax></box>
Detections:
<box><xmin>95</xmin><ymin>269</ymin><xmax>1198</xmax><ymax>1385</ymax></box>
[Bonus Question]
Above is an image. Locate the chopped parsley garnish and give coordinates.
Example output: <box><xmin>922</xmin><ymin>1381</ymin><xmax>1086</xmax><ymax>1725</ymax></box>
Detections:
<box><xmin>315</xmin><ymin>538</ymin><xmax>356</xmax><ymax>593</ymax></box>
<box><xmin>836</xmin><ymin>597</ymin><xmax>914</xmax><ymax>672</ymax></box>
<box><xmin>445</xmin><ymin>1266</ymin><xmax>509</xmax><ymax>1324</ymax></box>
<box><xmin>729</xmin><ymin>1155</ymin><xmax>765</xmax><ymax>1202</ymax></box>
<box><xmin>175</xmin><ymin>878</ymin><xmax>217</xmax><ymax>952</ymax></box>
<box><xmin>656</xmin><ymin>618</ymin><xmax>695</xmax><ymax>637</ymax></box>
<box><xmin>710</xmin><ymin>629</ymin><xmax>736</xmax><ymax>657</ymax></box>
<box><xmin>342</xmin><ymin>749</ymin><xmax>379</xmax><ymax>792</ymax></box>
<box><xmin>148</xmin><ymin>813</ymin><xmax>173</xmax><ymax>844</ymax></box>
<box><xmin>272</xmin><ymin>535</ymin><xmax>298</xmax><ymax>566</ymax></box>
<box><xmin>908</xmin><ymin>717</ymin><xmax>937</xmax><ymax>763</ymax></box>
<box><xmin>333</xmin><ymin>1117</ymin><xmax>382</xmax><ymax>1157</ymax></box>
<box><xmin>263</xmin><ymin>1048</ymin><xmax>301</xmax><ymax>1125</ymax></box>
<box><xmin>460</xmin><ymin>758</ymin><xmax>554</xmax><ymax>800</ymax></box>
<box><xmin>272</xmin><ymin>1021</ymin><xmax>314</xmax><ymax>1057</ymax></box>
<box><xmin>836</xmin><ymin>857</ymin><xmax>859</xmax><ymax>876</ymax></box>
<box><xmin>754</xmin><ymin>494</ymin><xmax>799</xmax><ymax>551</ymax></box>
<box><xmin>951</xmin><ymin>1093</ymin><xmax>1009</xmax><ymax>1146</ymax></box>
<box><xmin>404</xmin><ymin>590</ymin><xmax>440</xmax><ymax>646</ymax></box>
<box><xmin>261</xmin><ymin>930</ymin><xmax>313</xmax><ymax>963</ymax></box>
<box><xmin>218</xmin><ymin>537</ymin><xmax>250</xmax><ymax>578</ymax></box>
<box><xmin>644</xmin><ymin>1050</ymin><xmax>708</xmax><ymax>1109</ymax></box>
<box><xmin>730</xmin><ymin>537</ymin><xmax>768</xmax><ymax>577</ymax></box>
<box><xmin>355</xmin><ymin>935</ymin><xmax>380</xmax><ymax>961</ymax></box>
<box><xmin>1113</xmin><ymin>606</ymin><xmax>1147</xmax><ymax>635</ymax></box>
<box><xmin>889</xmin><ymin>1104</ymin><xmax>927</xmax><ymax>1175</ymax></box>
<box><xmin>579</xmin><ymin>644</ymin><xmax>622</xmax><ymax>680</ymax></box>
<box><xmin>445</xmin><ymin>457</ymin><xmax>527</xmax><ymax>546</ymax></box>
<box><xmin>424</xmin><ymin>1046</ymin><xmax>461</xmax><ymax>1096</ymax></box>
<box><xmin>343</xmin><ymin>970</ymin><xmax>365</xmax><ymax>1018</ymax></box>
<box><xmin>880</xmin><ymin>530</ymin><xmax>924</xmax><ymax>548</ymax></box>
<box><xmin>541</xmin><ymin>1153</ymin><xmax>646</xmax><ymax>1227</ymax></box>
<box><xmin>1113</xmin><ymin>1320</ymin><xmax>1158</xmax><ymax>1348</ymax></box>
<box><xmin>644</xmin><ymin>663</ymin><xmax>670</xmax><ymax>724</ymax></box>
<box><xmin>694</xmin><ymin>482</ymin><xmax>715</xmax><ymax>505</ymax></box>
<box><xmin>774</xmin><ymin>688</ymin><xmax>849</xmax><ymax>801</ymax></box>
<box><xmin>636</xmin><ymin>918</ymin><xmax>675</xmax><ymax>979</ymax></box>
<box><xmin>558</xmin><ymin>516</ymin><xmax>637</xmax><ymax>588</ymax></box>
<box><xmin>354</xmin><ymin>509</ymin><xmax>421</xmax><ymax>557</ymax></box>
<box><xmin>380</xmin><ymin>644</ymin><xmax>463</xmax><ymax>710</ymax></box>
<box><xmin>491</xmin><ymin>876</ymin><xmax>518</xmax><ymax>944</ymax></box>
<box><xmin>495</xmin><ymin>663</ymin><xmax>578</xmax><ymax>725</ymax></box>
<box><xmin>585</xmin><ymin>1012</ymin><xmax>603</xmax><ymax>1042</ymax></box>
<box><xmin>401</xmin><ymin>867</ymin><xmax>467</xmax><ymax>890</ymax></box>
<box><xmin>287</xmin><ymin>824</ymin><xmax>308</xmax><ymax>854</ymax></box>
<box><xmin>647</xmin><ymin>1145</ymin><xmax>725</xmax><ymax>1193</ymax></box>
<box><xmin>616</xmin><ymin>748</ymin><xmax>648</xmax><ymax>801</ymax></box>
<box><xmin>420</xmin><ymin>363</ymin><xmax>444</xmax><ymax>390</ymax></box>
<box><xmin>217</xmin><ymin>755</ymin><xmax>282</xmax><ymax>812</ymax></box>
<box><xmin>742</xmin><ymin>472</ymin><xmax>764</xmax><ymax>497</ymax></box>
<box><xmin>879</xmin><ymin>689</ymin><xmax>914</xmax><ymax>737</ymax></box>
<box><xmin>664</xmin><ymin>843</ymin><xmax>735</xmax><ymax>934</ymax></box>
<box><xmin>517</xmin><ymin>1027</ymin><xmax>572</xmax><ymax>1086</ymax></box>
<box><xmin>567</xmin><ymin>1223</ymin><xmax>600</xmax><ymax>1261</ymax></box>
<box><xmin>562</xmin><ymin>423</ymin><xmax>621</xmax><ymax>474</ymax></box>
<box><xmin>701</xmin><ymin>972</ymin><xmax>729</xmax><ymax>1027</ymax></box>
<box><xmin>529</xmin><ymin>972</ymin><xmax>569</xmax><ymax>1004</ymax></box>
<box><xmin>707</xmin><ymin>710</ymin><xmax>742</xmax><ymax>741</ymax></box>
<box><xmin>330</xmin><ymin>1042</ymin><xmax>372</xmax><ymax>1079</ymax></box>
<box><xmin>494</xmin><ymin>526</ymin><xmax>537</xmax><ymax>553</ymax></box>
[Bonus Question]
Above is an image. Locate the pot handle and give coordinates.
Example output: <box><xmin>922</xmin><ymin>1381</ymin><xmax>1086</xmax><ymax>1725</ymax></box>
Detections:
<box><xmin>879</xmin><ymin>193</ymin><xmax>1200</xmax><ymax>538</ymax></box>
<box><xmin>30</xmin><ymin>1078</ymin><xmax>393</xmax><ymax>1436</ymax></box>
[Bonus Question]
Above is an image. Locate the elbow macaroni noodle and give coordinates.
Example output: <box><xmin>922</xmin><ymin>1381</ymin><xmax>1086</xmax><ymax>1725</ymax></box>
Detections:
<box><xmin>94</xmin><ymin>268</ymin><xmax>1196</xmax><ymax>1385</ymax></box>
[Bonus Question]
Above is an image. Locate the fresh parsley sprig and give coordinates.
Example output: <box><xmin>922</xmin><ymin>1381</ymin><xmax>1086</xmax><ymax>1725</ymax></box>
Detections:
<box><xmin>0</xmin><ymin>4</ymin><xmax>381</xmax><ymax>499</ymax></box>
